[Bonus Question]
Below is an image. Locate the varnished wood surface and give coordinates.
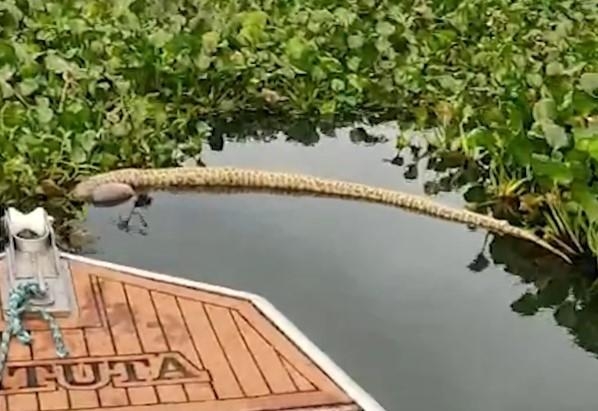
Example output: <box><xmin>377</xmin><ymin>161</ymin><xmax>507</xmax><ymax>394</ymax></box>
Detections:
<box><xmin>0</xmin><ymin>260</ymin><xmax>361</xmax><ymax>411</ymax></box>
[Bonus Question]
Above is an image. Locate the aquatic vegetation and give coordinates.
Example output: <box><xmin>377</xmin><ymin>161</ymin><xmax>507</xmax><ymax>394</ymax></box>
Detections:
<box><xmin>486</xmin><ymin>235</ymin><xmax>598</xmax><ymax>357</ymax></box>
<box><xmin>0</xmin><ymin>0</ymin><xmax>598</xmax><ymax>257</ymax></box>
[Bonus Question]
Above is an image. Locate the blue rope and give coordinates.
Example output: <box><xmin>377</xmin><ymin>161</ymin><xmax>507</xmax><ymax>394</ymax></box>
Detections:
<box><xmin>0</xmin><ymin>282</ymin><xmax>69</xmax><ymax>379</ymax></box>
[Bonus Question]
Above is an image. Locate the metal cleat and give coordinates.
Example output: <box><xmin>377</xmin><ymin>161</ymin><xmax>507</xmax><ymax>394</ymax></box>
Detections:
<box><xmin>1</xmin><ymin>207</ymin><xmax>77</xmax><ymax>315</ymax></box>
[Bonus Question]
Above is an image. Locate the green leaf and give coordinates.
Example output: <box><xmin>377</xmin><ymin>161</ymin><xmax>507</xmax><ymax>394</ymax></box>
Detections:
<box><xmin>464</xmin><ymin>185</ymin><xmax>487</xmax><ymax>203</ymax></box>
<box><xmin>546</xmin><ymin>61</ymin><xmax>564</xmax><ymax>76</ymax></box>
<box><xmin>17</xmin><ymin>77</ymin><xmax>39</xmax><ymax>96</ymax></box>
<box><xmin>347</xmin><ymin>34</ymin><xmax>364</xmax><ymax>49</ymax></box>
<box><xmin>0</xmin><ymin>64</ymin><xmax>13</xmax><ymax>81</ymax></box>
<box><xmin>0</xmin><ymin>101</ymin><xmax>25</xmax><ymax>127</ymax></box>
<box><xmin>36</xmin><ymin>105</ymin><xmax>54</xmax><ymax>123</ymax></box>
<box><xmin>376</xmin><ymin>21</ymin><xmax>395</xmax><ymax>37</ymax></box>
<box><xmin>530</xmin><ymin>154</ymin><xmax>573</xmax><ymax>185</ymax></box>
<box><xmin>576</xmin><ymin>139</ymin><xmax>598</xmax><ymax>162</ymax></box>
<box><xmin>375</xmin><ymin>37</ymin><xmax>392</xmax><ymax>53</ymax></box>
<box><xmin>573</xmin><ymin>124</ymin><xmax>598</xmax><ymax>158</ymax></box>
<box><xmin>0</xmin><ymin>1</ymin><xmax>23</xmax><ymax>22</ymax></box>
<box><xmin>572</xmin><ymin>89</ymin><xmax>597</xmax><ymax>117</ymax></box>
<box><xmin>347</xmin><ymin>74</ymin><xmax>363</xmax><ymax>91</ymax></box>
<box><xmin>0</xmin><ymin>41</ymin><xmax>16</xmax><ymax>65</ymax></box>
<box><xmin>506</xmin><ymin>134</ymin><xmax>534</xmax><ymax>165</ymax></box>
<box><xmin>44</xmin><ymin>54</ymin><xmax>70</xmax><ymax>73</ymax></box>
<box><xmin>579</xmin><ymin>72</ymin><xmax>598</xmax><ymax>95</ymax></box>
<box><xmin>526</xmin><ymin>73</ymin><xmax>543</xmax><ymax>88</ymax></box>
<box><xmin>437</xmin><ymin>75</ymin><xmax>460</xmax><ymax>92</ymax></box>
<box><xmin>333</xmin><ymin>7</ymin><xmax>356</xmax><ymax>27</ymax></box>
<box><xmin>148</xmin><ymin>29</ymin><xmax>173</xmax><ymax>48</ymax></box>
<box><xmin>0</xmin><ymin>64</ymin><xmax>13</xmax><ymax>97</ymax></box>
<box><xmin>571</xmin><ymin>184</ymin><xmax>598</xmax><ymax>223</ymax></box>
<box><xmin>285</xmin><ymin>36</ymin><xmax>308</xmax><ymax>61</ymax></box>
<box><xmin>238</xmin><ymin>10</ymin><xmax>268</xmax><ymax>44</ymax></box>
<box><xmin>202</xmin><ymin>31</ymin><xmax>220</xmax><ymax>54</ymax></box>
<box><xmin>347</xmin><ymin>56</ymin><xmax>360</xmax><ymax>72</ymax></box>
<box><xmin>0</xmin><ymin>80</ymin><xmax>14</xmax><ymax>99</ymax></box>
<box><xmin>115</xmin><ymin>80</ymin><xmax>130</xmax><ymax>95</ymax></box>
<box><xmin>319</xmin><ymin>100</ymin><xmax>336</xmax><ymax>115</ymax></box>
<box><xmin>76</xmin><ymin>130</ymin><xmax>97</xmax><ymax>153</ymax></box>
<box><xmin>541</xmin><ymin>121</ymin><xmax>569</xmax><ymax>150</ymax></box>
<box><xmin>111</xmin><ymin>121</ymin><xmax>130</xmax><ymax>137</ymax></box>
<box><xmin>466</xmin><ymin>127</ymin><xmax>497</xmax><ymax>151</ymax></box>
<box><xmin>98</xmin><ymin>153</ymin><xmax>119</xmax><ymax>169</ymax></box>
<box><xmin>35</xmin><ymin>97</ymin><xmax>54</xmax><ymax>124</ymax></box>
<box><xmin>533</xmin><ymin>98</ymin><xmax>556</xmax><ymax>122</ymax></box>
<box><xmin>194</xmin><ymin>54</ymin><xmax>212</xmax><ymax>71</ymax></box>
<box><xmin>331</xmin><ymin>79</ymin><xmax>345</xmax><ymax>92</ymax></box>
<box><xmin>71</xmin><ymin>146</ymin><xmax>87</xmax><ymax>163</ymax></box>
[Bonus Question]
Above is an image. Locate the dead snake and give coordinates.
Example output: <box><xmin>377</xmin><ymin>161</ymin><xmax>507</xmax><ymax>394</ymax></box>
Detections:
<box><xmin>70</xmin><ymin>166</ymin><xmax>572</xmax><ymax>263</ymax></box>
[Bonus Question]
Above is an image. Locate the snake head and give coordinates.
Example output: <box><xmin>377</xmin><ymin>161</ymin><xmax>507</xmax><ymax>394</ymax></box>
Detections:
<box><xmin>71</xmin><ymin>181</ymin><xmax>135</xmax><ymax>206</ymax></box>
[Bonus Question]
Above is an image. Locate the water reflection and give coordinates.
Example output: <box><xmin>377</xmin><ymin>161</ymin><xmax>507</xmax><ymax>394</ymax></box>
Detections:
<box><xmin>488</xmin><ymin>235</ymin><xmax>598</xmax><ymax>358</ymax></box>
<box><xmin>208</xmin><ymin>116</ymin><xmax>392</xmax><ymax>147</ymax></box>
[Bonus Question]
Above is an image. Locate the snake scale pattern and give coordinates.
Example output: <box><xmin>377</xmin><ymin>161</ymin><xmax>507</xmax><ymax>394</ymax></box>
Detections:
<box><xmin>71</xmin><ymin>167</ymin><xmax>571</xmax><ymax>263</ymax></box>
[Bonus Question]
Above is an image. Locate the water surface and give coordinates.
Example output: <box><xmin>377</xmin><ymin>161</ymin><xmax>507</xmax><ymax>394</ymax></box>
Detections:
<box><xmin>82</xmin><ymin>124</ymin><xmax>598</xmax><ymax>411</ymax></box>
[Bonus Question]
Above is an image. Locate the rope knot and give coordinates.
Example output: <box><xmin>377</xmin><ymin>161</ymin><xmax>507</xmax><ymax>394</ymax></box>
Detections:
<box><xmin>0</xmin><ymin>281</ymin><xmax>69</xmax><ymax>379</ymax></box>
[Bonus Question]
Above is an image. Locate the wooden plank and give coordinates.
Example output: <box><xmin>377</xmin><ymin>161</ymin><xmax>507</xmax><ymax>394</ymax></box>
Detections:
<box><xmin>61</xmin><ymin>330</ymin><xmax>99</xmax><ymax>409</ymax></box>
<box><xmin>87</xmin><ymin>265</ymin><xmax>247</xmax><ymax>309</ymax></box>
<box><xmin>237</xmin><ymin>302</ymin><xmax>349</xmax><ymax>398</ymax></box>
<box><xmin>232</xmin><ymin>311</ymin><xmax>296</xmax><ymax>394</ymax></box>
<box><xmin>122</xmin><ymin>284</ymin><xmax>164</xmax><ymax>406</ymax></box>
<box><xmin>6</xmin><ymin>336</ymin><xmax>31</xmax><ymax>361</ymax></box>
<box><xmin>138</xmin><ymin>292</ymin><xmax>187</xmax><ymax>403</ymax></box>
<box><xmin>183</xmin><ymin>384</ymin><xmax>215</xmax><ymax>402</ymax></box>
<box><xmin>205</xmin><ymin>304</ymin><xmax>270</xmax><ymax>396</ymax></box>
<box><xmin>75</xmin><ymin>390</ymin><xmax>353</xmax><ymax>411</ymax></box>
<box><xmin>7</xmin><ymin>394</ymin><xmax>38</xmax><ymax>411</ymax></box>
<box><xmin>177</xmin><ymin>298</ymin><xmax>243</xmax><ymax>399</ymax></box>
<box><xmin>5</xmin><ymin>326</ymin><xmax>37</xmax><ymax>411</ymax></box>
<box><xmin>124</xmin><ymin>285</ymin><xmax>167</xmax><ymax>354</ymax></box>
<box><xmin>31</xmin><ymin>331</ymin><xmax>69</xmax><ymax>410</ymax></box>
<box><xmin>282</xmin><ymin>358</ymin><xmax>316</xmax><ymax>391</ymax></box>
<box><xmin>99</xmin><ymin>278</ymin><xmax>140</xmax><ymax>355</ymax></box>
<box><xmin>68</xmin><ymin>262</ymin><xmax>102</xmax><ymax>327</ymax></box>
<box><xmin>101</xmin><ymin>279</ymin><xmax>158</xmax><ymax>406</ymax></box>
<box><xmin>85</xmin><ymin>278</ymin><xmax>128</xmax><ymax>408</ymax></box>
<box><xmin>151</xmin><ymin>292</ymin><xmax>215</xmax><ymax>402</ymax></box>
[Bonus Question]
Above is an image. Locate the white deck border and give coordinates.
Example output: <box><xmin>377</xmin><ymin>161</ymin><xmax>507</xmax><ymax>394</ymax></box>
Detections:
<box><xmin>0</xmin><ymin>251</ymin><xmax>386</xmax><ymax>411</ymax></box>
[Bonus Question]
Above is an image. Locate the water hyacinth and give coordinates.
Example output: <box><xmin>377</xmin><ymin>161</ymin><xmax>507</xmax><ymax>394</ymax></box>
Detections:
<box><xmin>0</xmin><ymin>0</ymin><xmax>597</xmax><ymax>256</ymax></box>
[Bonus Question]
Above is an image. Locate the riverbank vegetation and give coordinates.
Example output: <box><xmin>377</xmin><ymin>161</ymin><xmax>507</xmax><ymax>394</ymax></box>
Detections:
<box><xmin>1</xmin><ymin>0</ymin><xmax>598</xmax><ymax>261</ymax></box>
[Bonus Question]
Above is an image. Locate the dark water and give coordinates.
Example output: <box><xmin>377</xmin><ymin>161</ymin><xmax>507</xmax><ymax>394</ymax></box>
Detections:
<box><xmin>81</xmin><ymin>123</ymin><xmax>598</xmax><ymax>411</ymax></box>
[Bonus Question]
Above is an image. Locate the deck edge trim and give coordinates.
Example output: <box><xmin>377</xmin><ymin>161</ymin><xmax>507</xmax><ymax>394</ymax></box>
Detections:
<box><xmin>0</xmin><ymin>251</ymin><xmax>385</xmax><ymax>411</ymax></box>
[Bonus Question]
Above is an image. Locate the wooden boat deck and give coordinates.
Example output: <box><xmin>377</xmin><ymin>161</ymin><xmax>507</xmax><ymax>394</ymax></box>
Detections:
<box><xmin>0</xmin><ymin>254</ymin><xmax>381</xmax><ymax>411</ymax></box>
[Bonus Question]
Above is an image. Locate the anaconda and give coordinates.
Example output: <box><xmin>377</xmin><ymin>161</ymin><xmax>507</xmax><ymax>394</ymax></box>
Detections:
<box><xmin>70</xmin><ymin>166</ymin><xmax>572</xmax><ymax>263</ymax></box>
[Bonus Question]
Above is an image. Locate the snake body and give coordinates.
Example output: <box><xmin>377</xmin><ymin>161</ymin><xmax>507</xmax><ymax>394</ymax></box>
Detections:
<box><xmin>71</xmin><ymin>166</ymin><xmax>571</xmax><ymax>263</ymax></box>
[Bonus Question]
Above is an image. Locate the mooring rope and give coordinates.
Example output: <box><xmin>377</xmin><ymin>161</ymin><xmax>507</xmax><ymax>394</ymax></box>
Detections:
<box><xmin>0</xmin><ymin>282</ymin><xmax>69</xmax><ymax>379</ymax></box>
